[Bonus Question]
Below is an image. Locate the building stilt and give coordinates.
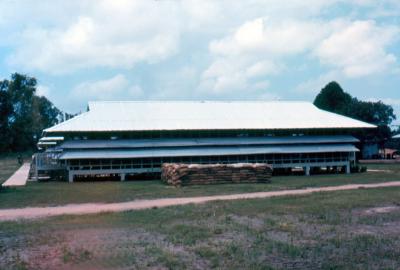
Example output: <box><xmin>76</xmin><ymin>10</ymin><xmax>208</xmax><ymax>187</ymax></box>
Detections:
<box><xmin>305</xmin><ymin>166</ymin><xmax>310</xmax><ymax>176</ymax></box>
<box><xmin>68</xmin><ymin>171</ymin><xmax>74</xmax><ymax>183</ymax></box>
<box><xmin>345</xmin><ymin>163</ymin><xmax>351</xmax><ymax>174</ymax></box>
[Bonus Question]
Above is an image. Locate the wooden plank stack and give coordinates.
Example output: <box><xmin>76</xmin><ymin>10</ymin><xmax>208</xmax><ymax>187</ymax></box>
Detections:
<box><xmin>161</xmin><ymin>163</ymin><xmax>272</xmax><ymax>186</ymax></box>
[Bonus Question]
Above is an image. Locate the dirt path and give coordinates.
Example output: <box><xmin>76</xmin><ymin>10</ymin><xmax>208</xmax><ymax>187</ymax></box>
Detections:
<box><xmin>2</xmin><ymin>163</ymin><xmax>30</xmax><ymax>187</ymax></box>
<box><xmin>1</xmin><ymin>181</ymin><xmax>400</xmax><ymax>221</ymax></box>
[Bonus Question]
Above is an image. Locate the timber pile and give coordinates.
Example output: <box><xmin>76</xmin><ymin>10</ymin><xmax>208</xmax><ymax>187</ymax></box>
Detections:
<box><xmin>161</xmin><ymin>163</ymin><xmax>272</xmax><ymax>186</ymax></box>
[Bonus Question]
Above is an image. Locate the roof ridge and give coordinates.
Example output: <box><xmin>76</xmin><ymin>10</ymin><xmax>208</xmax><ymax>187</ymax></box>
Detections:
<box><xmin>89</xmin><ymin>100</ymin><xmax>312</xmax><ymax>104</ymax></box>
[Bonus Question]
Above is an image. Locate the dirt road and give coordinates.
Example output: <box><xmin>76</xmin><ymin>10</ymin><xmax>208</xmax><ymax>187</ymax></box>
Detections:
<box><xmin>1</xmin><ymin>181</ymin><xmax>400</xmax><ymax>221</ymax></box>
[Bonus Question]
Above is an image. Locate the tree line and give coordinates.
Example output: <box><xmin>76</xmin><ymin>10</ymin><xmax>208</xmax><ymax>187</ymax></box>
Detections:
<box><xmin>0</xmin><ymin>73</ymin><xmax>72</xmax><ymax>152</ymax></box>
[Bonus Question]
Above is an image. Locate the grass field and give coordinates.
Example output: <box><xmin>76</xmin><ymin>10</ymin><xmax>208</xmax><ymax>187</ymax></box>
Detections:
<box><xmin>1</xmin><ymin>187</ymin><xmax>400</xmax><ymax>269</ymax></box>
<box><xmin>1</xmin><ymin>160</ymin><xmax>400</xmax><ymax>209</ymax></box>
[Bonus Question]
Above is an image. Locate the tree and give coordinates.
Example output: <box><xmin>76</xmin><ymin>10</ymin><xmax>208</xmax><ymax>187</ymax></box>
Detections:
<box><xmin>0</xmin><ymin>73</ymin><xmax>63</xmax><ymax>152</ymax></box>
<box><xmin>32</xmin><ymin>96</ymin><xmax>62</xmax><ymax>141</ymax></box>
<box><xmin>350</xmin><ymin>100</ymin><xmax>395</xmax><ymax>126</ymax></box>
<box><xmin>5</xmin><ymin>73</ymin><xmax>37</xmax><ymax>151</ymax></box>
<box><xmin>313</xmin><ymin>82</ymin><xmax>352</xmax><ymax>116</ymax></box>
<box><xmin>313</xmin><ymin>81</ymin><xmax>396</xmax><ymax>142</ymax></box>
<box><xmin>0</xmin><ymin>89</ymin><xmax>12</xmax><ymax>152</ymax></box>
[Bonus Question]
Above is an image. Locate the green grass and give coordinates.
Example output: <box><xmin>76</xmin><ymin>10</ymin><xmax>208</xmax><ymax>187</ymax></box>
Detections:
<box><xmin>1</xmin><ymin>162</ymin><xmax>400</xmax><ymax>209</ymax></box>
<box><xmin>1</xmin><ymin>187</ymin><xmax>400</xmax><ymax>269</ymax></box>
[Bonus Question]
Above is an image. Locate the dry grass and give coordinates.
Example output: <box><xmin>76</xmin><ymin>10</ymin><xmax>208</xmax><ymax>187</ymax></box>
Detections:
<box><xmin>1</xmin><ymin>187</ymin><xmax>400</xmax><ymax>269</ymax></box>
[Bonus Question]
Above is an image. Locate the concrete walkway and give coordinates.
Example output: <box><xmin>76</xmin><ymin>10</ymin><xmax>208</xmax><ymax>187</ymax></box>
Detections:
<box><xmin>1</xmin><ymin>163</ymin><xmax>30</xmax><ymax>187</ymax></box>
<box><xmin>1</xmin><ymin>181</ymin><xmax>400</xmax><ymax>221</ymax></box>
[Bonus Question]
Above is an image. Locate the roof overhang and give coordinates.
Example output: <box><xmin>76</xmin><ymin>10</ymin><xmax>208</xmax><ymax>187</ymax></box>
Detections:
<box><xmin>39</xmin><ymin>136</ymin><xmax>64</xmax><ymax>141</ymax></box>
<box><xmin>37</xmin><ymin>142</ymin><xmax>57</xmax><ymax>146</ymax></box>
<box><xmin>59</xmin><ymin>135</ymin><xmax>359</xmax><ymax>150</ymax></box>
<box><xmin>60</xmin><ymin>144</ymin><xmax>359</xmax><ymax>160</ymax></box>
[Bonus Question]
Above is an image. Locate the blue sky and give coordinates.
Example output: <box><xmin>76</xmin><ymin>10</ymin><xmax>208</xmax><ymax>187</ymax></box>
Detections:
<box><xmin>0</xmin><ymin>0</ymin><xmax>399</xmax><ymax>125</ymax></box>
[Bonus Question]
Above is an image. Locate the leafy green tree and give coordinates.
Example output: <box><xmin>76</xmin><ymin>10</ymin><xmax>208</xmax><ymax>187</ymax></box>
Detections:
<box><xmin>64</xmin><ymin>112</ymin><xmax>77</xmax><ymax>121</ymax></box>
<box><xmin>349</xmin><ymin>100</ymin><xmax>395</xmax><ymax>127</ymax></box>
<box><xmin>32</xmin><ymin>96</ymin><xmax>62</xmax><ymax>142</ymax></box>
<box><xmin>313</xmin><ymin>81</ymin><xmax>352</xmax><ymax>116</ymax></box>
<box><xmin>313</xmin><ymin>81</ymin><xmax>396</xmax><ymax>143</ymax></box>
<box><xmin>0</xmin><ymin>73</ymin><xmax>62</xmax><ymax>152</ymax></box>
<box><xmin>5</xmin><ymin>73</ymin><xmax>37</xmax><ymax>150</ymax></box>
<box><xmin>0</xmin><ymin>89</ymin><xmax>13</xmax><ymax>152</ymax></box>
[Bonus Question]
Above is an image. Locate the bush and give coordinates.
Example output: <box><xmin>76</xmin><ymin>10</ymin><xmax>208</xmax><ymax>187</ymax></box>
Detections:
<box><xmin>350</xmin><ymin>165</ymin><xmax>367</xmax><ymax>173</ymax></box>
<box><xmin>350</xmin><ymin>165</ymin><xmax>360</xmax><ymax>173</ymax></box>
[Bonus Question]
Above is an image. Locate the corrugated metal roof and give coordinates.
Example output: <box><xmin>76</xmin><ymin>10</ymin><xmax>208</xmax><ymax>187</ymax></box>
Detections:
<box><xmin>44</xmin><ymin>101</ymin><xmax>376</xmax><ymax>133</ymax></box>
<box><xmin>59</xmin><ymin>144</ymin><xmax>359</xmax><ymax>160</ymax></box>
<box><xmin>60</xmin><ymin>135</ymin><xmax>359</xmax><ymax>149</ymax></box>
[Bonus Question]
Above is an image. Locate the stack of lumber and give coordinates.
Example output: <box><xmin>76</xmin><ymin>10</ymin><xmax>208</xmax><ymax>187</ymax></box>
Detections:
<box><xmin>161</xmin><ymin>163</ymin><xmax>272</xmax><ymax>186</ymax></box>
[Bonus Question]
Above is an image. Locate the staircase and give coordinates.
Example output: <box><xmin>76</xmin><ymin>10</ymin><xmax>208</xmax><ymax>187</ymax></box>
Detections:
<box><xmin>29</xmin><ymin>152</ymin><xmax>64</xmax><ymax>181</ymax></box>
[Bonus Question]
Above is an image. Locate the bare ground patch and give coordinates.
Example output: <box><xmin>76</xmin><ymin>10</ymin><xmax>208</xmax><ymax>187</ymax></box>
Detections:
<box><xmin>361</xmin><ymin>205</ymin><xmax>400</xmax><ymax>215</ymax></box>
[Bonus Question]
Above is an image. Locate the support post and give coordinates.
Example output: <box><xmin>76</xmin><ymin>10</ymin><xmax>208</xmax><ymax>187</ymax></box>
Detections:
<box><xmin>304</xmin><ymin>166</ymin><xmax>310</xmax><ymax>176</ymax></box>
<box><xmin>345</xmin><ymin>163</ymin><xmax>350</xmax><ymax>174</ymax></box>
<box><xmin>35</xmin><ymin>154</ymin><xmax>39</xmax><ymax>181</ymax></box>
<box><xmin>68</xmin><ymin>170</ymin><xmax>74</xmax><ymax>183</ymax></box>
<box><xmin>120</xmin><ymin>173</ymin><xmax>126</xmax><ymax>181</ymax></box>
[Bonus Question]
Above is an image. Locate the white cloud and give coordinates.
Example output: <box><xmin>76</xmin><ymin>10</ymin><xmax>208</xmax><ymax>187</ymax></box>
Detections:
<box><xmin>3</xmin><ymin>1</ymin><xmax>398</xmax><ymax>78</ymax></box>
<box><xmin>71</xmin><ymin>74</ymin><xmax>129</xmax><ymax>100</ymax></box>
<box><xmin>295</xmin><ymin>71</ymin><xmax>342</xmax><ymax>93</ymax></box>
<box><xmin>203</xmin><ymin>16</ymin><xmax>399</xmax><ymax>96</ymax></box>
<box><xmin>210</xmin><ymin>18</ymin><xmax>325</xmax><ymax>56</ymax></box>
<box><xmin>71</xmin><ymin>74</ymin><xmax>143</xmax><ymax>101</ymax></box>
<box><xmin>200</xmin><ymin>57</ymin><xmax>280</xmax><ymax>94</ymax></box>
<box><xmin>315</xmin><ymin>20</ymin><xmax>398</xmax><ymax>77</ymax></box>
<box><xmin>6</xmin><ymin>1</ymin><xmax>181</xmax><ymax>73</ymax></box>
<box><xmin>201</xmin><ymin>17</ymin><xmax>325</xmax><ymax>94</ymax></box>
<box><xmin>245</xmin><ymin>61</ymin><xmax>280</xmax><ymax>78</ymax></box>
<box><xmin>0</xmin><ymin>0</ymin><xmax>359</xmax><ymax>75</ymax></box>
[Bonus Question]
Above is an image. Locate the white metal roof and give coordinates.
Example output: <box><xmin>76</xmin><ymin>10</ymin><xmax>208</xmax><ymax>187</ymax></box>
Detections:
<box><xmin>45</xmin><ymin>101</ymin><xmax>376</xmax><ymax>133</ymax></box>
<box><xmin>393</xmin><ymin>134</ymin><xmax>400</xmax><ymax>139</ymax></box>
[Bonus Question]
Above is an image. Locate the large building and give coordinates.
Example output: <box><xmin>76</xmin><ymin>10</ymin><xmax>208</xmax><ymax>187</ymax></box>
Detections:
<box><xmin>35</xmin><ymin>101</ymin><xmax>375</xmax><ymax>182</ymax></box>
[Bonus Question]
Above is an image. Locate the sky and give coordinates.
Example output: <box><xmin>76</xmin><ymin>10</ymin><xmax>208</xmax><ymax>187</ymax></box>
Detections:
<box><xmin>0</xmin><ymin>0</ymin><xmax>399</xmax><ymax>125</ymax></box>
